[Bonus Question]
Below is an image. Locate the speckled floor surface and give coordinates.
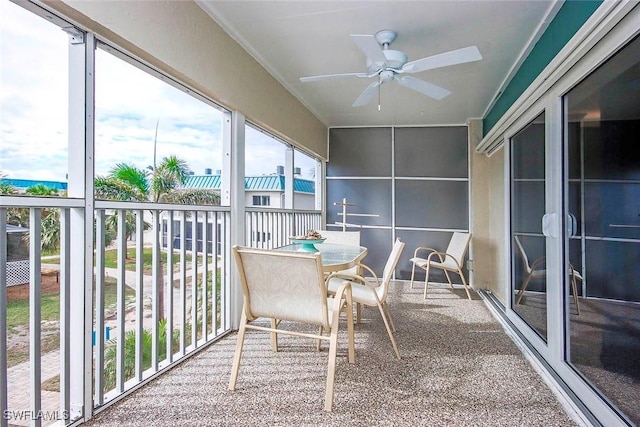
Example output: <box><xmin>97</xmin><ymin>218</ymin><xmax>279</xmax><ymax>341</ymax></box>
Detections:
<box><xmin>85</xmin><ymin>282</ymin><xmax>579</xmax><ymax>426</ymax></box>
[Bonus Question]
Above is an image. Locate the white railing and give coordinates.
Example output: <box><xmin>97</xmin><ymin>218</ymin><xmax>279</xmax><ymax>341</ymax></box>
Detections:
<box><xmin>245</xmin><ymin>208</ymin><xmax>322</xmax><ymax>249</ymax></box>
<box><xmin>0</xmin><ymin>196</ymin><xmax>233</xmax><ymax>427</ymax></box>
<box><xmin>1</xmin><ymin>198</ymin><xmax>321</xmax><ymax>427</ymax></box>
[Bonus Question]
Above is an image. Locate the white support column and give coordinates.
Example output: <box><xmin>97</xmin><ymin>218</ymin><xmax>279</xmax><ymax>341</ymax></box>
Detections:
<box><xmin>221</xmin><ymin>112</ymin><xmax>232</xmax><ymax>208</ymax></box>
<box><xmin>229</xmin><ymin>111</ymin><xmax>245</xmax><ymax>329</ymax></box>
<box><xmin>284</xmin><ymin>145</ymin><xmax>294</xmax><ymax>209</ymax></box>
<box><xmin>67</xmin><ymin>30</ymin><xmax>95</xmax><ymax>422</ymax></box>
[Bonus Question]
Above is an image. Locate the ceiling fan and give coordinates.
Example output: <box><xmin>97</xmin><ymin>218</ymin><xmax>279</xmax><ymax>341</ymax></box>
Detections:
<box><xmin>299</xmin><ymin>29</ymin><xmax>482</xmax><ymax>107</ymax></box>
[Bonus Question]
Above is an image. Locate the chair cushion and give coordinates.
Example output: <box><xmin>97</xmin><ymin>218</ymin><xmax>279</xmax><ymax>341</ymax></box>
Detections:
<box><xmin>410</xmin><ymin>256</ymin><xmax>457</xmax><ymax>271</ymax></box>
<box><xmin>327</xmin><ymin>277</ymin><xmax>379</xmax><ymax>306</ymax></box>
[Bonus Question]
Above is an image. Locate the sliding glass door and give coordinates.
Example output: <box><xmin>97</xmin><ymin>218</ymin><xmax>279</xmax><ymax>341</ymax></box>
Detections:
<box><xmin>510</xmin><ymin>112</ymin><xmax>548</xmax><ymax>341</ymax></box>
<box><xmin>563</xmin><ymin>34</ymin><xmax>640</xmax><ymax>425</ymax></box>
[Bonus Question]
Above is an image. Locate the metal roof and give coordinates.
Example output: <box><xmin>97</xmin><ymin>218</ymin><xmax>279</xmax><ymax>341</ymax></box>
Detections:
<box><xmin>1</xmin><ymin>178</ymin><xmax>67</xmax><ymax>190</ymax></box>
<box><xmin>182</xmin><ymin>174</ymin><xmax>314</xmax><ymax>194</ymax></box>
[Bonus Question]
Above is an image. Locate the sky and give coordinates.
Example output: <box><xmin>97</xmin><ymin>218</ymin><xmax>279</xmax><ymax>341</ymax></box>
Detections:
<box><xmin>0</xmin><ymin>1</ymin><xmax>316</xmax><ymax>185</ymax></box>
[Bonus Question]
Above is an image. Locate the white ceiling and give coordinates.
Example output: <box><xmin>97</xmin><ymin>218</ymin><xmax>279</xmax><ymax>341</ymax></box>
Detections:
<box><xmin>197</xmin><ymin>1</ymin><xmax>560</xmax><ymax>128</ymax></box>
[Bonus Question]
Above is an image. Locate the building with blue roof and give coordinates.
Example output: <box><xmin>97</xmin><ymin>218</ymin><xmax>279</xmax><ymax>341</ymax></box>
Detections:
<box><xmin>181</xmin><ymin>172</ymin><xmax>315</xmax><ymax>209</ymax></box>
<box><xmin>0</xmin><ymin>178</ymin><xmax>68</xmax><ymax>193</ymax></box>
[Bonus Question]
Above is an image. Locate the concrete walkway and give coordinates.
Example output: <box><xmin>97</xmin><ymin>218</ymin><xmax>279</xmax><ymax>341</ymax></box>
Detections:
<box><xmin>6</xmin><ymin>351</ymin><xmax>62</xmax><ymax>427</ymax></box>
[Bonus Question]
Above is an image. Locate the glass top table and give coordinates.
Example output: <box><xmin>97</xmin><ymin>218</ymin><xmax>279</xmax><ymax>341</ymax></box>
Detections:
<box><xmin>273</xmin><ymin>243</ymin><xmax>367</xmax><ymax>273</ymax></box>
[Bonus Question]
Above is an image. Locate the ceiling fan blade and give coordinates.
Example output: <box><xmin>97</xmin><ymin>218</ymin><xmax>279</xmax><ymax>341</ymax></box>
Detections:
<box><xmin>395</xmin><ymin>75</ymin><xmax>451</xmax><ymax>100</ymax></box>
<box><xmin>300</xmin><ymin>72</ymin><xmax>370</xmax><ymax>83</ymax></box>
<box><xmin>402</xmin><ymin>46</ymin><xmax>482</xmax><ymax>73</ymax></box>
<box><xmin>352</xmin><ymin>80</ymin><xmax>382</xmax><ymax>107</ymax></box>
<box><xmin>350</xmin><ymin>34</ymin><xmax>386</xmax><ymax>64</ymax></box>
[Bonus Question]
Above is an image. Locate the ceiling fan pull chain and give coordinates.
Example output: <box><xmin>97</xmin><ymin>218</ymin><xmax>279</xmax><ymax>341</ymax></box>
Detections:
<box><xmin>378</xmin><ymin>76</ymin><xmax>382</xmax><ymax>111</ymax></box>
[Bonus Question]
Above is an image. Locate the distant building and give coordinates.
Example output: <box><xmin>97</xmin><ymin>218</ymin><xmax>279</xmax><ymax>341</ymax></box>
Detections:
<box><xmin>180</xmin><ymin>170</ymin><xmax>315</xmax><ymax>209</ymax></box>
<box><xmin>165</xmin><ymin>169</ymin><xmax>317</xmax><ymax>251</ymax></box>
<box><xmin>0</xmin><ymin>178</ymin><xmax>67</xmax><ymax>193</ymax></box>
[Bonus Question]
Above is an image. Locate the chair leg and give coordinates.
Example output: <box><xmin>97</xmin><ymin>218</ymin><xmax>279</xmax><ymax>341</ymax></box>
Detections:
<box><xmin>324</xmin><ymin>321</ymin><xmax>340</xmax><ymax>411</ymax></box>
<box><xmin>383</xmin><ymin>302</ymin><xmax>396</xmax><ymax>332</ymax></box>
<box><xmin>317</xmin><ymin>326</ymin><xmax>323</xmax><ymax>351</ymax></box>
<box><xmin>410</xmin><ymin>262</ymin><xmax>417</xmax><ymax>289</ymax></box>
<box><xmin>571</xmin><ymin>274</ymin><xmax>580</xmax><ymax>316</ymax></box>
<box><xmin>423</xmin><ymin>264</ymin><xmax>431</xmax><ymax>299</ymax></box>
<box><xmin>270</xmin><ymin>318</ymin><xmax>279</xmax><ymax>352</ymax></box>
<box><xmin>515</xmin><ymin>274</ymin><xmax>533</xmax><ymax>305</ymax></box>
<box><xmin>356</xmin><ymin>303</ymin><xmax>362</xmax><ymax>323</ymax></box>
<box><xmin>228</xmin><ymin>310</ymin><xmax>248</xmax><ymax>391</ymax></box>
<box><xmin>459</xmin><ymin>269</ymin><xmax>472</xmax><ymax>300</ymax></box>
<box><xmin>345</xmin><ymin>301</ymin><xmax>355</xmax><ymax>364</ymax></box>
<box><xmin>376</xmin><ymin>303</ymin><xmax>401</xmax><ymax>360</ymax></box>
<box><xmin>444</xmin><ymin>269</ymin><xmax>454</xmax><ymax>290</ymax></box>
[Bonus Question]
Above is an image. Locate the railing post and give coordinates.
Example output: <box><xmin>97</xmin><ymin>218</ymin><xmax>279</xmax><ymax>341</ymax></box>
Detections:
<box><xmin>0</xmin><ymin>208</ymin><xmax>7</xmax><ymax>427</ymax></box>
<box><xmin>29</xmin><ymin>209</ymin><xmax>42</xmax><ymax>427</ymax></box>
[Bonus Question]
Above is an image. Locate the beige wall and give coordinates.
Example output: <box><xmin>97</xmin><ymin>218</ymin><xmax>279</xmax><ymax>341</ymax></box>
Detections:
<box><xmin>470</xmin><ymin>121</ymin><xmax>506</xmax><ymax>303</ymax></box>
<box><xmin>486</xmin><ymin>149</ymin><xmax>506</xmax><ymax>302</ymax></box>
<box><xmin>47</xmin><ymin>0</ymin><xmax>327</xmax><ymax>160</ymax></box>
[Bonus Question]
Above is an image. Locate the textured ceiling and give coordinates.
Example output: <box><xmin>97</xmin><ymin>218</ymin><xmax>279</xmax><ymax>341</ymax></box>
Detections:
<box><xmin>197</xmin><ymin>1</ymin><xmax>559</xmax><ymax>127</ymax></box>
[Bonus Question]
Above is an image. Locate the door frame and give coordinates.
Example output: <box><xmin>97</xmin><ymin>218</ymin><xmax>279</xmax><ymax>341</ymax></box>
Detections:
<box><xmin>501</xmin><ymin>4</ymin><xmax>640</xmax><ymax>426</ymax></box>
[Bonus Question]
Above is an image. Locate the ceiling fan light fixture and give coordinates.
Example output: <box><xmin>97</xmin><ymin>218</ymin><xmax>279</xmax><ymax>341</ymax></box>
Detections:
<box><xmin>380</xmin><ymin>70</ymin><xmax>394</xmax><ymax>83</ymax></box>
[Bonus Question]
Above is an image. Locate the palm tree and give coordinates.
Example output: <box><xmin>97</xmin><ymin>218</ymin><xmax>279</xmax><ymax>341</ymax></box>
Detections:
<box><xmin>95</xmin><ymin>156</ymin><xmax>220</xmax><ymax>319</ymax></box>
<box><xmin>0</xmin><ymin>172</ymin><xmax>16</xmax><ymax>195</ymax></box>
<box><xmin>25</xmin><ymin>184</ymin><xmax>59</xmax><ymax>197</ymax></box>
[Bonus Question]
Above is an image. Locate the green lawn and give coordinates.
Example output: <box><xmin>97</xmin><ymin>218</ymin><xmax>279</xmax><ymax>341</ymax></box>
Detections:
<box><xmin>6</xmin><ymin>277</ymin><xmax>130</xmax><ymax>331</ymax></box>
<box><xmin>43</xmin><ymin>247</ymin><xmax>196</xmax><ymax>273</ymax></box>
<box><xmin>6</xmin><ymin>277</ymin><xmax>134</xmax><ymax>367</ymax></box>
<box><xmin>6</xmin><ymin>293</ymin><xmax>61</xmax><ymax>330</ymax></box>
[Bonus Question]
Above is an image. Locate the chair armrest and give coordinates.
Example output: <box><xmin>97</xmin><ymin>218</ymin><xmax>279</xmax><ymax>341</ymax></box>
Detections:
<box><xmin>356</xmin><ymin>263</ymin><xmax>381</xmax><ymax>288</ymax></box>
<box><xmin>330</xmin><ymin>281</ymin><xmax>353</xmax><ymax>320</ymax></box>
<box><xmin>413</xmin><ymin>246</ymin><xmax>439</xmax><ymax>258</ymax></box>
<box><xmin>530</xmin><ymin>256</ymin><xmax>546</xmax><ymax>270</ymax></box>
<box><xmin>326</xmin><ymin>271</ymin><xmax>366</xmax><ymax>285</ymax></box>
<box><xmin>426</xmin><ymin>250</ymin><xmax>455</xmax><ymax>267</ymax></box>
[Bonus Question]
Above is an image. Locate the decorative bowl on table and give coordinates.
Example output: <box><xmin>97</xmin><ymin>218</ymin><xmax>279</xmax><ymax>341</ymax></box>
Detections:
<box><xmin>289</xmin><ymin>237</ymin><xmax>326</xmax><ymax>252</ymax></box>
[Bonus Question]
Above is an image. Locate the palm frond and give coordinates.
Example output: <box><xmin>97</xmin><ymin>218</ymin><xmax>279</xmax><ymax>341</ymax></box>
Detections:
<box><xmin>109</xmin><ymin>163</ymin><xmax>150</xmax><ymax>196</ymax></box>
<box><xmin>162</xmin><ymin>189</ymin><xmax>221</xmax><ymax>205</ymax></box>
<box><xmin>95</xmin><ymin>176</ymin><xmax>146</xmax><ymax>201</ymax></box>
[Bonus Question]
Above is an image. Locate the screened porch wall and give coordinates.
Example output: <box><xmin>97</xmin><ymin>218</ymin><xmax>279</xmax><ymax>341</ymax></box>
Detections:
<box><xmin>326</xmin><ymin>126</ymin><xmax>470</xmax><ymax>281</ymax></box>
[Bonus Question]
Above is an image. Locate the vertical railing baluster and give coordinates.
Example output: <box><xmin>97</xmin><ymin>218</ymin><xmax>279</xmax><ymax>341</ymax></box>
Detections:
<box><xmin>166</xmin><ymin>211</ymin><xmax>174</xmax><ymax>364</ymax></box>
<box><xmin>269</xmin><ymin>212</ymin><xmax>274</xmax><ymax>248</ymax></box>
<box><xmin>212</xmin><ymin>212</ymin><xmax>219</xmax><ymax>335</ymax></box>
<box><xmin>29</xmin><ymin>208</ymin><xmax>42</xmax><ymax>427</ymax></box>
<box><xmin>202</xmin><ymin>211</ymin><xmax>209</xmax><ymax>341</ymax></box>
<box><xmin>191</xmin><ymin>211</ymin><xmax>198</xmax><ymax>349</ymax></box>
<box><xmin>116</xmin><ymin>209</ymin><xmax>126</xmax><ymax>392</ymax></box>
<box><xmin>223</xmin><ymin>212</ymin><xmax>231</xmax><ymax>329</ymax></box>
<box><xmin>151</xmin><ymin>210</ymin><xmax>160</xmax><ymax>372</ymax></box>
<box><xmin>261</xmin><ymin>211</ymin><xmax>267</xmax><ymax>248</ymax></box>
<box><xmin>94</xmin><ymin>210</ymin><xmax>105</xmax><ymax>405</ymax></box>
<box><xmin>0</xmin><ymin>208</ymin><xmax>8</xmax><ymax>427</ymax></box>
<box><xmin>180</xmin><ymin>213</ymin><xmax>187</xmax><ymax>355</ymax></box>
<box><xmin>135</xmin><ymin>210</ymin><xmax>144</xmax><ymax>381</ymax></box>
<box><xmin>59</xmin><ymin>208</ymin><xmax>71</xmax><ymax>417</ymax></box>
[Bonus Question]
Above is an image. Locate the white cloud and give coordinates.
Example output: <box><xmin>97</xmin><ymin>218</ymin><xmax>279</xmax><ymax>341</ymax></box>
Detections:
<box><xmin>0</xmin><ymin>1</ymin><xmax>318</xmax><ymax>185</ymax></box>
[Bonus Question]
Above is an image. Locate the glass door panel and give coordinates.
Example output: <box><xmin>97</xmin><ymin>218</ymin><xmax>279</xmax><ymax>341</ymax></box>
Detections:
<box><xmin>510</xmin><ymin>112</ymin><xmax>547</xmax><ymax>341</ymax></box>
<box><xmin>564</xmin><ymin>34</ymin><xmax>640</xmax><ymax>424</ymax></box>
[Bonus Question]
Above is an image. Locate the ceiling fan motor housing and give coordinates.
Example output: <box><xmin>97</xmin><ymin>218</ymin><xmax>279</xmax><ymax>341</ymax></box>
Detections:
<box><xmin>367</xmin><ymin>50</ymin><xmax>408</xmax><ymax>73</ymax></box>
